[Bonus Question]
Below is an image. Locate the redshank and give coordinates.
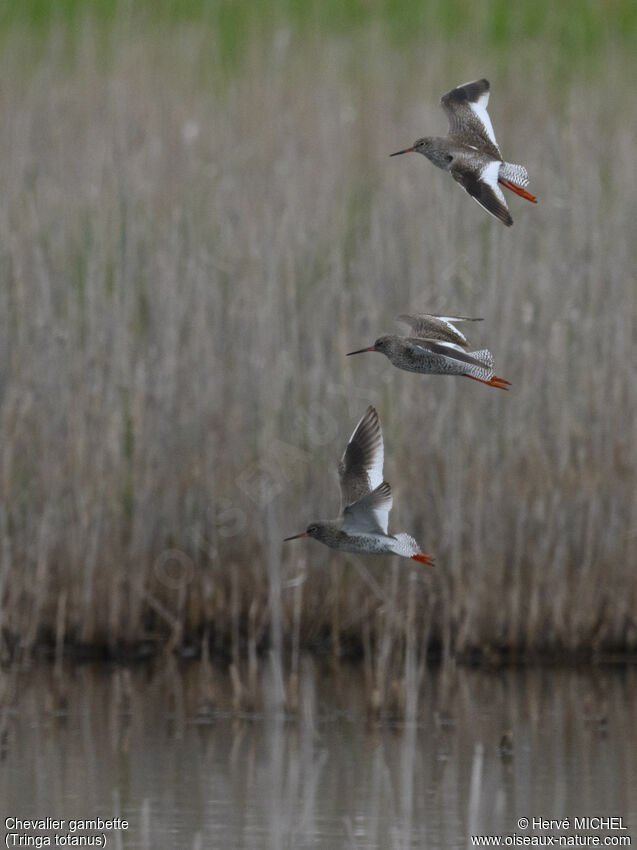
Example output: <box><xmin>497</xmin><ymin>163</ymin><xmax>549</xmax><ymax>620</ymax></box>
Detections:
<box><xmin>347</xmin><ymin>313</ymin><xmax>510</xmax><ymax>390</ymax></box>
<box><xmin>390</xmin><ymin>78</ymin><xmax>536</xmax><ymax>226</ymax></box>
<box><xmin>283</xmin><ymin>405</ymin><xmax>434</xmax><ymax>565</ymax></box>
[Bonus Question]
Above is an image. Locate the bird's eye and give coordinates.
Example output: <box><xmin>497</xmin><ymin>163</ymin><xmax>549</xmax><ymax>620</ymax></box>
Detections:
<box><xmin>446</xmin><ymin>154</ymin><xmax>453</xmax><ymax>163</ymax></box>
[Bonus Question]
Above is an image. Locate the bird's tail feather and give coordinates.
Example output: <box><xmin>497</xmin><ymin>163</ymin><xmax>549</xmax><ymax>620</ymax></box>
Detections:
<box><xmin>499</xmin><ymin>162</ymin><xmax>529</xmax><ymax>187</ymax></box>
<box><xmin>499</xmin><ymin>163</ymin><xmax>537</xmax><ymax>203</ymax></box>
<box><xmin>466</xmin><ymin>348</ymin><xmax>495</xmax><ymax>380</ymax></box>
<box><xmin>392</xmin><ymin>534</ymin><xmax>434</xmax><ymax>565</ymax></box>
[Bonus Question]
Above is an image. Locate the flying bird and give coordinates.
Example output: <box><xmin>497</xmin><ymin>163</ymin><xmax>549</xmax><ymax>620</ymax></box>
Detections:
<box><xmin>347</xmin><ymin>313</ymin><xmax>510</xmax><ymax>390</ymax></box>
<box><xmin>284</xmin><ymin>406</ymin><xmax>434</xmax><ymax>565</ymax></box>
<box><xmin>390</xmin><ymin>78</ymin><xmax>536</xmax><ymax>226</ymax></box>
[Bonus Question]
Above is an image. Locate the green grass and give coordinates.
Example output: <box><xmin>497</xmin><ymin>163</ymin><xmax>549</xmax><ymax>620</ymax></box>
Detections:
<box><xmin>2</xmin><ymin>0</ymin><xmax>637</xmax><ymax>71</ymax></box>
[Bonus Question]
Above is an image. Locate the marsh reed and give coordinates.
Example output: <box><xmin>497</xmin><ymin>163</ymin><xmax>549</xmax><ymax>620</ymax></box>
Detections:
<box><xmin>0</xmin><ymin>13</ymin><xmax>635</xmax><ymax>676</ymax></box>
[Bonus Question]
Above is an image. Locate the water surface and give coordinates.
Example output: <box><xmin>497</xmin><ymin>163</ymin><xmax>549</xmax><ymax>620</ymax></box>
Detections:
<box><xmin>2</xmin><ymin>661</ymin><xmax>636</xmax><ymax>848</ymax></box>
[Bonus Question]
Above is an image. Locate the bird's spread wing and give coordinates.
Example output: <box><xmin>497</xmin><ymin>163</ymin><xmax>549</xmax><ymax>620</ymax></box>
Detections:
<box><xmin>338</xmin><ymin>405</ymin><xmax>384</xmax><ymax>509</ymax></box>
<box><xmin>451</xmin><ymin>160</ymin><xmax>513</xmax><ymax>226</ymax></box>
<box><xmin>441</xmin><ymin>78</ymin><xmax>500</xmax><ymax>154</ymax></box>
<box><xmin>342</xmin><ymin>481</ymin><xmax>392</xmax><ymax>536</ymax></box>
<box><xmin>397</xmin><ymin>313</ymin><xmax>482</xmax><ymax>346</ymax></box>
<box><xmin>408</xmin><ymin>339</ymin><xmax>494</xmax><ymax>370</ymax></box>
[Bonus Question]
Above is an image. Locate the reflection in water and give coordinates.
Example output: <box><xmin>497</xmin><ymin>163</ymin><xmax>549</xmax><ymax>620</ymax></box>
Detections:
<box><xmin>1</xmin><ymin>660</ymin><xmax>637</xmax><ymax>849</ymax></box>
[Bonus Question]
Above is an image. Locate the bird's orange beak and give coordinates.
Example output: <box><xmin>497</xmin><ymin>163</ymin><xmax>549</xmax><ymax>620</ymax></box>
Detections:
<box><xmin>283</xmin><ymin>532</ymin><xmax>307</xmax><ymax>541</ymax></box>
<box><xmin>346</xmin><ymin>346</ymin><xmax>375</xmax><ymax>356</ymax></box>
<box><xmin>390</xmin><ymin>147</ymin><xmax>415</xmax><ymax>156</ymax></box>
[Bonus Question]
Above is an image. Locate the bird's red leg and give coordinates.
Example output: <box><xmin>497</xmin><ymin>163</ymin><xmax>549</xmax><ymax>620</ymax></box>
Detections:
<box><xmin>498</xmin><ymin>178</ymin><xmax>537</xmax><ymax>203</ymax></box>
<box><xmin>464</xmin><ymin>375</ymin><xmax>511</xmax><ymax>390</ymax></box>
<box><xmin>411</xmin><ymin>553</ymin><xmax>435</xmax><ymax>566</ymax></box>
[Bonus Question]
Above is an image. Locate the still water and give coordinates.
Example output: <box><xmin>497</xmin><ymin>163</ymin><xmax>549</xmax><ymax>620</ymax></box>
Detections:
<box><xmin>1</xmin><ymin>660</ymin><xmax>636</xmax><ymax>849</ymax></box>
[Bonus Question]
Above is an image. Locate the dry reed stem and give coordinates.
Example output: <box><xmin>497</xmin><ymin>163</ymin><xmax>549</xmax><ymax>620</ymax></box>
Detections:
<box><xmin>0</xmin><ymin>21</ymin><xmax>635</xmax><ymax>669</ymax></box>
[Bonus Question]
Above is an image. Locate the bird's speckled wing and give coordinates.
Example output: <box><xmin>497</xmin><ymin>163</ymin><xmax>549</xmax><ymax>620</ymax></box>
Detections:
<box><xmin>407</xmin><ymin>338</ymin><xmax>494</xmax><ymax>372</ymax></box>
<box><xmin>397</xmin><ymin>313</ymin><xmax>482</xmax><ymax>347</ymax></box>
<box><xmin>338</xmin><ymin>405</ymin><xmax>384</xmax><ymax>509</ymax></box>
<box><xmin>441</xmin><ymin>79</ymin><xmax>501</xmax><ymax>156</ymax></box>
<box><xmin>342</xmin><ymin>481</ymin><xmax>392</xmax><ymax>535</ymax></box>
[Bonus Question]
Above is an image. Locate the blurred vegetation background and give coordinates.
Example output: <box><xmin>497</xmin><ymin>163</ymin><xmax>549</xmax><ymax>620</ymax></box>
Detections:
<box><xmin>0</xmin><ymin>1</ymin><xmax>635</xmax><ymax>679</ymax></box>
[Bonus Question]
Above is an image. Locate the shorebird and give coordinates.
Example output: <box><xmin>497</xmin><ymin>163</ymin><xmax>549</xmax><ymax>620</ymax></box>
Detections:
<box><xmin>390</xmin><ymin>78</ymin><xmax>536</xmax><ymax>226</ymax></box>
<box><xmin>347</xmin><ymin>313</ymin><xmax>510</xmax><ymax>390</ymax></box>
<box><xmin>283</xmin><ymin>405</ymin><xmax>434</xmax><ymax>565</ymax></box>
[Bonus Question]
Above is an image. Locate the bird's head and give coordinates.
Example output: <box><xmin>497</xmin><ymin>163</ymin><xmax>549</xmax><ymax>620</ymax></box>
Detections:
<box><xmin>390</xmin><ymin>136</ymin><xmax>428</xmax><ymax>156</ymax></box>
<box><xmin>390</xmin><ymin>137</ymin><xmax>452</xmax><ymax>168</ymax></box>
<box><xmin>283</xmin><ymin>523</ymin><xmax>325</xmax><ymax>543</ymax></box>
<box><xmin>347</xmin><ymin>334</ymin><xmax>397</xmax><ymax>359</ymax></box>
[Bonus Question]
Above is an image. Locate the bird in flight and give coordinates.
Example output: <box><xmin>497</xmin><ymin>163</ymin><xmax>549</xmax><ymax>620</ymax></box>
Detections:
<box><xmin>348</xmin><ymin>313</ymin><xmax>510</xmax><ymax>390</ymax></box>
<box><xmin>391</xmin><ymin>78</ymin><xmax>536</xmax><ymax>226</ymax></box>
<box><xmin>284</xmin><ymin>405</ymin><xmax>434</xmax><ymax>565</ymax></box>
